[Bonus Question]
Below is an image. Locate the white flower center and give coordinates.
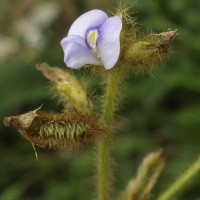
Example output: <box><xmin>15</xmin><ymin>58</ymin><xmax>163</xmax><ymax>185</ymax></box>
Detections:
<box><xmin>87</xmin><ymin>29</ymin><xmax>100</xmax><ymax>59</ymax></box>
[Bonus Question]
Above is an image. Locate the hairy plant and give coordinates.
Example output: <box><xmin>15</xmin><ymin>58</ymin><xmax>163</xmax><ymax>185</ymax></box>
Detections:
<box><xmin>3</xmin><ymin>5</ymin><xmax>199</xmax><ymax>200</ymax></box>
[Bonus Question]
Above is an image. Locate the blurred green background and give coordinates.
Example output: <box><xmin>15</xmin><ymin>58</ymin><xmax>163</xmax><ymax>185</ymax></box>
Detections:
<box><xmin>0</xmin><ymin>0</ymin><xmax>200</xmax><ymax>199</ymax></box>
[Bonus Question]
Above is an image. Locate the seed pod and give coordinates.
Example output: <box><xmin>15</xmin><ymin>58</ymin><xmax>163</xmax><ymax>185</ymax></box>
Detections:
<box><xmin>36</xmin><ymin>63</ymin><xmax>92</xmax><ymax>115</ymax></box>
<box><xmin>124</xmin><ymin>30</ymin><xmax>178</xmax><ymax>74</ymax></box>
<box><xmin>3</xmin><ymin>107</ymin><xmax>101</xmax><ymax>149</ymax></box>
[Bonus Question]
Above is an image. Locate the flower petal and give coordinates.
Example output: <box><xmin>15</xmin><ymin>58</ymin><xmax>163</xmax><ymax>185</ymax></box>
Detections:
<box><xmin>61</xmin><ymin>35</ymin><xmax>85</xmax><ymax>49</ymax></box>
<box><xmin>97</xmin><ymin>16</ymin><xmax>122</xmax><ymax>69</ymax></box>
<box><xmin>61</xmin><ymin>36</ymin><xmax>101</xmax><ymax>69</ymax></box>
<box><xmin>68</xmin><ymin>9</ymin><xmax>108</xmax><ymax>38</ymax></box>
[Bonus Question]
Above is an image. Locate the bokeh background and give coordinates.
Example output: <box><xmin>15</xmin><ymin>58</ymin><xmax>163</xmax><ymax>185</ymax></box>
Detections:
<box><xmin>0</xmin><ymin>0</ymin><xmax>200</xmax><ymax>199</ymax></box>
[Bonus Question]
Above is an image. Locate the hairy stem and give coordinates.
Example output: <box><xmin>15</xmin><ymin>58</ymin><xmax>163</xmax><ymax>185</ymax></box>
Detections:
<box><xmin>157</xmin><ymin>156</ymin><xmax>200</xmax><ymax>200</ymax></box>
<box><xmin>97</xmin><ymin>132</ymin><xmax>113</xmax><ymax>200</ymax></box>
<box><xmin>97</xmin><ymin>69</ymin><xmax>122</xmax><ymax>200</ymax></box>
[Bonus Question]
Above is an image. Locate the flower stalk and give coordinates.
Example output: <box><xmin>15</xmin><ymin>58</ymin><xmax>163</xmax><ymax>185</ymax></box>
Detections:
<box><xmin>97</xmin><ymin>68</ymin><xmax>123</xmax><ymax>200</ymax></box>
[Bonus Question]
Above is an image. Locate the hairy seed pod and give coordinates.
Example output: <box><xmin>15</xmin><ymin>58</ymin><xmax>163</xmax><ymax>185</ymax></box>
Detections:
<box><xmin>124</xmin><ymin>30</ymin><xmax>178</xmax><ymax>74</ymax></box>
<box><xmin>3</xmin><ymin>107</ymin><xmax>101</xmax><ymax>149</ymax></box>
<box><xmin>36</xmin><ymin>63</ymin><xmax>93</xmax><ymax>115</ymax></box>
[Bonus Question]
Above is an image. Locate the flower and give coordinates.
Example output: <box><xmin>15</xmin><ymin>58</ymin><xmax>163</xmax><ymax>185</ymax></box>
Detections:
<box><xmin>61</xmin><ymin>9</ymin><xmax>122</xmax><ymax>70</ymax></box>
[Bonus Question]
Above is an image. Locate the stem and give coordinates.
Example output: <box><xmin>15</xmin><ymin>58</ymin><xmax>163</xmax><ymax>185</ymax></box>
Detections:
<box><xmin>157</xmin><ymin>156</ymin><xmax>200</xmax><ymax>200</ymax></box>
<box><xmin>97</xmin><ymin>69</ymin><xmax>122</xmax><ymax>200</ymax></box>
<box><xmin>97</xmin><ymin>133</ymin><xmax>113</xmax><ymax>200</ymax></box>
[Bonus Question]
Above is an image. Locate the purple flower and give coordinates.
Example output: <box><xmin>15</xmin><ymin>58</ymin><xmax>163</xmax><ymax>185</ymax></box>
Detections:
<box><xmin>61</xmin><ymin>9</ymin><xmax>122</xmax><ymax>70</ymax></box>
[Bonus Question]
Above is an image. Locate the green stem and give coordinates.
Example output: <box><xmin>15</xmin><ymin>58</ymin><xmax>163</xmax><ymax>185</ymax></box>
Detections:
<box><xmin>97</xmin><ymin>133</ymin><xmax>113</xmax><ymax>200</ymax></box>
<box><xmin>157</xmin><ymin>156</ymin><xmax>200</xmax><ymax>200</ymax></box>
<box><xmin>97</xmin><ymin>69</ymin><xmax>122</xmax><ymax>200</ymax></box>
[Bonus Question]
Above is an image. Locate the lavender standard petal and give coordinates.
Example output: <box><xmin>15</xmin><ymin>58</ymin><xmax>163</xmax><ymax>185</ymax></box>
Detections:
<box><xmin>97</xmin><ymin>16</ymin><xmax>122</xmax><ymax>69</ymax></box>
<box><xmin>62</xmin><ymin>37</ymin><xmax>101</xmax><ymax>69</ymax></box>
<box><xmin>68</xmin><ymin>9</ymin><xmax>108</xmax><ymax>38</ymax></box>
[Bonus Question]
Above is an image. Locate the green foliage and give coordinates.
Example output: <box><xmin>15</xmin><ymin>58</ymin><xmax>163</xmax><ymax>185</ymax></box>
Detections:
<box><xmin>0</xmin><ymin>0</ymin><xmax>200</xmax><ymax>200</ymax></box>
